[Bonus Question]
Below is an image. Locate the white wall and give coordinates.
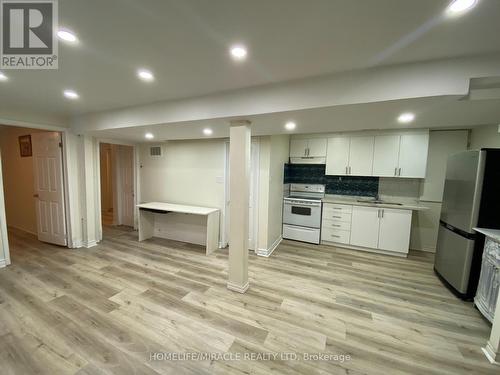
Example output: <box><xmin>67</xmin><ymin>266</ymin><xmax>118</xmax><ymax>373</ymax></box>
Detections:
<box><xmin>411</xmin><ymin>130</ymin><xmax>468</xmax><ymax>252</ymax></box>
<box><xmin>139</xmin><ymin>139</ymin><xmax>226</xmax><ymax>245</ymax></box>
<box><xmin>469</xmin><ymin>124</ymin><xmax>500</xmax><ymax>149</ymax></box>
<box><xmin>257</xmin><ymin>135</ymin><xmax>289</xmax><ymax>254</ymax></box>
<box><xmin>0</xmin><ymin>126</ymin><xmax>40</xmax><ymax>234</ymax></box>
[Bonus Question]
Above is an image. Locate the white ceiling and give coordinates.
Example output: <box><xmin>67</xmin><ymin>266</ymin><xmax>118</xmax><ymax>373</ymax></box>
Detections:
<box><xmin>1</xmin><ymin>0</ymin><xmax>500</xmax><ymax>122</ymax></box>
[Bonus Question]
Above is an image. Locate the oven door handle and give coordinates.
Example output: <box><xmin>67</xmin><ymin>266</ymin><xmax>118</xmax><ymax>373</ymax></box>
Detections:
<box><xmin>284</xmin><ymin>202</ymin><xmax>321</xmax><ymax>208</ymax></box>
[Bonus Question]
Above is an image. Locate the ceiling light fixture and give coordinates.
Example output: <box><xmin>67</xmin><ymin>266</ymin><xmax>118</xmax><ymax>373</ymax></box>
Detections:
<box><xmin>137</xmin><ymin>69</ymin><xmax>154</xmax><ymax>82</ymax></box>
<box><xmin>0</xmin><ymin>72</ymin><xmax>7</xmax><ymax>81</ymax></box>
<box><xmin>145</xmin><ymin>132</ymin><xmax>154</xmax><ymax>140</ymax></box>
<box><xmin>230</xmin><ymin>45</ymin><xmax>247</xmax><ymax>60</ymax></box>
<box><xmin>446</xmin><ymin>0</ymin><xmax>478</xmax><ymax>14</ymax></box>
<box><xmin>203</xmin><ymin>128</ymin><xmax>213</xmax><ymax>136</ymax></box>
<box><xmin>285</xmin><ymin>121</ymin><xmax>297</xmax><ymax>131</ymax></box>
<box><xmin>63</xmin><ymin>89</ymin><xmax>79</xmax><ymax>100</ymax></box>
<box><xmin>57</xmin><ymin>28</ymin><xmax>78</xmax><ymax>43</ymax></box>
<box><xmin>397</xmin><ymin>112</ymin><xmax>415</xmax><ymax>124</ymax></box>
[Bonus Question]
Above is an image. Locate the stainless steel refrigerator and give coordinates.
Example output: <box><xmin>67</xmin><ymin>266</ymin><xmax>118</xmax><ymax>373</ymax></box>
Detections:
<box><xmin>435</xmin><ymin>149</ymin><xmax>500</xmax><ymax>299</ymax></box>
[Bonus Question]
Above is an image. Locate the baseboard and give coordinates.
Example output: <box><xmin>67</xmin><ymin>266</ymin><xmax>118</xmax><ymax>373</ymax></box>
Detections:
<box><xmin>321</xmin><ymin>240</ymin><xmax>407</xmax><ymax>258</ymax></box>
<box><xmin>227</xmin><ymin>280</ymin><xmax>249</xmax><ymax>293</ymax></box>
<box><xmin>82</xmin><ymin>240</ymin><xmax>98</xmax><ymax>248</ymax></box>
<box><xmin>70</xmin><ymin>239</ymin><xmax>83</xmax><ymax>248</ymax></box>
<box><xmin>256</xmin><ymin>236</ymin><xmax>282</xmax><ymax>257</ymax></box>
<box><xmin>482</xmin><ymin>343</ymin><xmax>500</xmax><ymax>365</ymax></box>
<box><xmin>7</xmin><ymin>225</ymin><xmax>36</xmax><ymax>236</ymax></box>
<box><xmin>410</xmin><ymin>246</ymin><xmax>436</xmax><ymax>253</ymax></box>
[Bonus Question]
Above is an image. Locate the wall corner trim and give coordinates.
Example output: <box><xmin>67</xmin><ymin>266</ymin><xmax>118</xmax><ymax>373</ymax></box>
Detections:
<box><xmin>82</xmin><ymin>240</ymin><xmax>98</xmax><ymax>248</ymax></box>
<box><xmin>227</xmin><ymin>280</ymin><xmax>250</xmax><ymax>294</ymax></box>
<box><xmin>256</xmin><ymin>236</ymin><xmax>282</xmax><ymax>257</ymax></box>
<box><xmin>0</xmin><ymin>259</ymin><xmax>6</xmax><ymax>268</ymax></box>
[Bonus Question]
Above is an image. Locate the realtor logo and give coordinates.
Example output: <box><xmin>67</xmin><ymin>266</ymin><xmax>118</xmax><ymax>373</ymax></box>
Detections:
<box><xmin>1</xmin><ymin>0</ymin><xmax>58</xmax><ymax>69</ymax></box>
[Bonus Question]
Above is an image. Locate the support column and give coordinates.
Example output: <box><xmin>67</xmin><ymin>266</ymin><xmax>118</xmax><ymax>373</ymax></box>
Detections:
<box><xmin>483</xmin><ymin>291</ymin><xmax>500</xmax><ymax>365</ymax></box>
<box><xmin>227</xmin><ymin>120</ymin><xmax>251</xmax><ymax>293</ymax></box>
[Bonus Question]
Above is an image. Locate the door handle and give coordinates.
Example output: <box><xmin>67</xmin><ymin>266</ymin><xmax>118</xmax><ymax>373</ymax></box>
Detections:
<box><xmin>33</xmin><ymin>194</ymin><xmax>39</xmax><ymax>198</ymax></box>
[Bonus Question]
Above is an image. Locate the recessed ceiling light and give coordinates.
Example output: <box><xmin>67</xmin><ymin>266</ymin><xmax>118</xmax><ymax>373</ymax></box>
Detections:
<box><xmin>137</xmin><ymin>69</ymin><xmax>154</xmax><ymax>82</ymax></box>
<box><xmin>145</xmin><ymin>132</ymin><xmax>154</xmax><ymax>140</ymax></box>
<box><xmin>0</xmin><ymin>72</ymin><xmax>7</xmax><ymax>81</ymax></box>
<box><xmin>397</xmin><ymin>112</ymin><xmax>415</xmax><ymax>124</ymax></box>
<box><xmin>203</xmin><ymin>128</ymin><xmax>213</xmax><ymax>136</ymax></box>
<box><xmin>230</xmin><ymin>45</ymin><xmax>247</xmax><ymax>60</ymax></box>
<box><xmin>446</xmin><ymin>0</ymin><xmax>478</xmax><ymax>14</ymax></box>
<box><xmin>63</xmin><ymin>89</ymin><xmax>79</xmax><ymax>100</ymax></box>
<box><xmin>57</xmin><ymin>28</ymin><xmax>78</xmax><ymax>43</ymax></box>
<box><xmin>285</xmin><ymin>121</ymin><xmax>296</xmax><ymax>131</ymax></box>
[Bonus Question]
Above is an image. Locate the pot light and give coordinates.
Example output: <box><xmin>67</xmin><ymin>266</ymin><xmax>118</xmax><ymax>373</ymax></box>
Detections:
<box><xmin>447</xmin><ymin>0</ymin><xmax>478</xmax><ymax>14</ymax></box>
<box><xmin>145</xmin><ymin>132</ymin><xmax>154</xmax><ymax>140</ymax></box>
<box><xmin>285</xmin><ymin>121</ymin><xmax>296</xmax><ymax>131</ymax></box>
<box><xmin>230</xmin><ymin>45</ymin><xmax>247</xmax><ymax>60</ymax></box>
<box><xmin>203</xmin><ymin>128</ymin><xmax>213</xmax><ymax>136</ymax></box>
<box><xmin>137</xmin><ymin>69</ymin><xmax>154</xmax><ymax>82</ymax></box>
<box><xmin>63</xmin><ymin>89</ymin><xmax>79</xmax><ymax>100</ymax></box>
<box><xmin>0</xmin><ymin>72</ymin><xmax>7</xmax><ymax>81</ymax></box>
<box><xmin>397</xmin><ymin>112</ymin><xmax>415</xmax><ymax>124</ymax></box>
<box><xmin>57</xmin><ymin>28</ymin><xmax>78</xmax><ymax>43</ymax></box>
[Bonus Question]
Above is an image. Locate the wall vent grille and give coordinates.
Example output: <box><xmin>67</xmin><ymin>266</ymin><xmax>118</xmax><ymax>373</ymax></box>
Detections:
<box><xmin>149</xmin><ymin>146</ymin><xmax>162</xmax><ymax>157</ymax></box>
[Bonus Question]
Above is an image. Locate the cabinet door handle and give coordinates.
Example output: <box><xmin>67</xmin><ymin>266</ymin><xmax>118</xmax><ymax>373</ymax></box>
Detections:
<box><xmin>330</xmin><ymin>234</ymin><xmax>340</xmax><ymax>238</ymax></box>
<box><xmin>398</xmin><ymin>168</ymin><xmax>402</xmax><ymax>176</ymax></box>
<box><xmin>345</xmin><ymin>166</ymin><xmax>348</xmax><ymax>174</ymax></box>
<box><xmin>332</xmin><ymin>216</ymin><xmax>341</xmax><ymax>219</ymax></box>
<box><xmin>381</xmin><ymin>209</ymin><xmax>384</xmax><ymax>218</ymax></box>
<box><xmin>377</xmin><ymin>209</ymin><xmax>381</xmax><ymax>218</ymax></box>
<box><xmin>394</xmin><ymin>167</ymin><xmax>398</xmax><ymax>176</ymax></box>
<box><xmin>332</xmin><ymin>224</ymin><xmax>341</xmax><ymax>227</ymax></box>
<box><xmin>348</xmin><ymin>166</ymin><xmax>351</xmax><ymax>175</ymax></box>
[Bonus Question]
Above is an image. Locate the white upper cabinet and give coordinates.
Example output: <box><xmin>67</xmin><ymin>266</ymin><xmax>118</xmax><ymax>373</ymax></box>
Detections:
<box><xmin>373</xmin><ymin>135</ymin><xmax>400</xmax><ymax>177</ymax></box>
<box><xmin>290</xmin><ymin>138</ymin><xmax>327</xmax><ymax>164</ymax></box>
<box><xmin>326</xmin><ymin>137</ymin><xmax>350</xmax><ymax>175</ymax></box>
<box><xmin>350</xmin><ymin>206</ymin><xmax>380</xmax><ymax>249</ymax></box>
<box><xmin>348</xmin><ymin>136</ymin><xmax>374</xmax><ymax>176</ymax></box>
<box><xmin>300</xmin><ymin>130</ymin><xmax>429</xmax><ymax>176</ymax></box>
<box><xmin>290</xmin><ymin>139</ymin><xmax>309</xmax><ymax>158</ymax></box>
<box><xmin>377</xmin><ymin>208</ymin><xmax>412</xmax><ymax>253</ymax></box>
<box><xmin>398</xmin><ymin>133</ymin><xmax>429</xmax><ymax>178</ymax></box>
<box><xmin>372</xmin><ymin>132</ymin><xmax>429</xmax><ymax>178</ymax></box>
<box><xmin>307</xmin><ymin>138</ymin><xmax>327</xmax><ymax>157</ymax></box>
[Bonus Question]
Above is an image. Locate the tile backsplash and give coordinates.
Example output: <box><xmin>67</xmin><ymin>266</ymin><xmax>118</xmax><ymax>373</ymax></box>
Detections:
<box><xmin>284</xmin><ymin>163</ymin><xmax>379</xmax><ymax>197</ymax></box>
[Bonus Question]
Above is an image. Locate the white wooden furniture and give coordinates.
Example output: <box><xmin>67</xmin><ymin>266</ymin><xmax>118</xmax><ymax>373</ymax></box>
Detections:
<box><xmin>322</xmin><ymin>202</ymin><xmax>413</xmax><ymax>256</ymax></box>
<box><xmin>290</xmin><ymin>138</ymin><xmax>327</xmax><ymax>164</ymax></box>
<box><xmin>137</xmin><ymin>202</ymin><xmax>220</xmax><ymax>255</ymax></box>
<box><xmin>322</xmin><ymin>131</ymin><xmax>429</xmax><ymax>178</ymax></box>
<box><xmin>474</xmin><ymin>228</ymin><xmax>500</xmax><ymax>323</ymax></box>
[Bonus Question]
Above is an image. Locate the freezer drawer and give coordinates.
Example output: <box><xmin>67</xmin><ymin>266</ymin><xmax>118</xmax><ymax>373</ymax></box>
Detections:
<box><xmin>283</xmin><ymin>224</ymin><xmax>320</xmax><ymax>244</ymax></box>
<box><xmin>435</xmin><ymin>224</ymin><xmax>475</xmax><ymax>294</ymax></box>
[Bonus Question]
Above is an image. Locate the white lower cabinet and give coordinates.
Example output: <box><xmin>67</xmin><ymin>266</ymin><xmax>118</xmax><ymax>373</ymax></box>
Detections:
<box><xmin>377</xmin><ymin>208</ymin><xmax>412</xmax><ymax>253</ymax></box>
<box><xmin>323</xmin><ymin>203</ymin><xmax>412</xmax><ymax>256</ymax></box>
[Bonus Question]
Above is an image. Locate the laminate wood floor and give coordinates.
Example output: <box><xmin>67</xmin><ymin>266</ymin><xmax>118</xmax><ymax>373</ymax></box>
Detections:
<box><xmin>0</xmin><ymin>227</ymin><xmax>497</xmax><ymax>375</ymax></box>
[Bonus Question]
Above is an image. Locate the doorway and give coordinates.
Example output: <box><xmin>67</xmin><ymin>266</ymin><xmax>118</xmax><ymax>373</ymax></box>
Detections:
<box><xmin>0</xmin><ymin>126</ymin><xmax>68</xmax><ymax>251</ymax></box>
<box><xmin>99</xmin><ymin>143</ymin><xmax>135</xmax><ymax>234</ymax></box>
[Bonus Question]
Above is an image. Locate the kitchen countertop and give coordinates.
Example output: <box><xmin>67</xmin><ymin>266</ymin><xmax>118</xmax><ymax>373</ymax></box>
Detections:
<box><xmin>322</xmin><ymin>195</ymin><xmax>428</xmax><ymax>211</ymax></box>
<box><xmin>473</xmin><ymin>227</ymin><xmax>500</xmax><ymax>242</ymax></box>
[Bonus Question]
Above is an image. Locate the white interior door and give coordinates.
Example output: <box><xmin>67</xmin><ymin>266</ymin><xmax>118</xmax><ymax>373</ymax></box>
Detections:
<box><xmin>117</xmin><ymin>145</ymin><xmax>134</xmax><ymax>227</ymax></box>
<box><xmin>32</xmin><ymin>132</ymin><xmax>67</xmax><ymax>246</ymax></box>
